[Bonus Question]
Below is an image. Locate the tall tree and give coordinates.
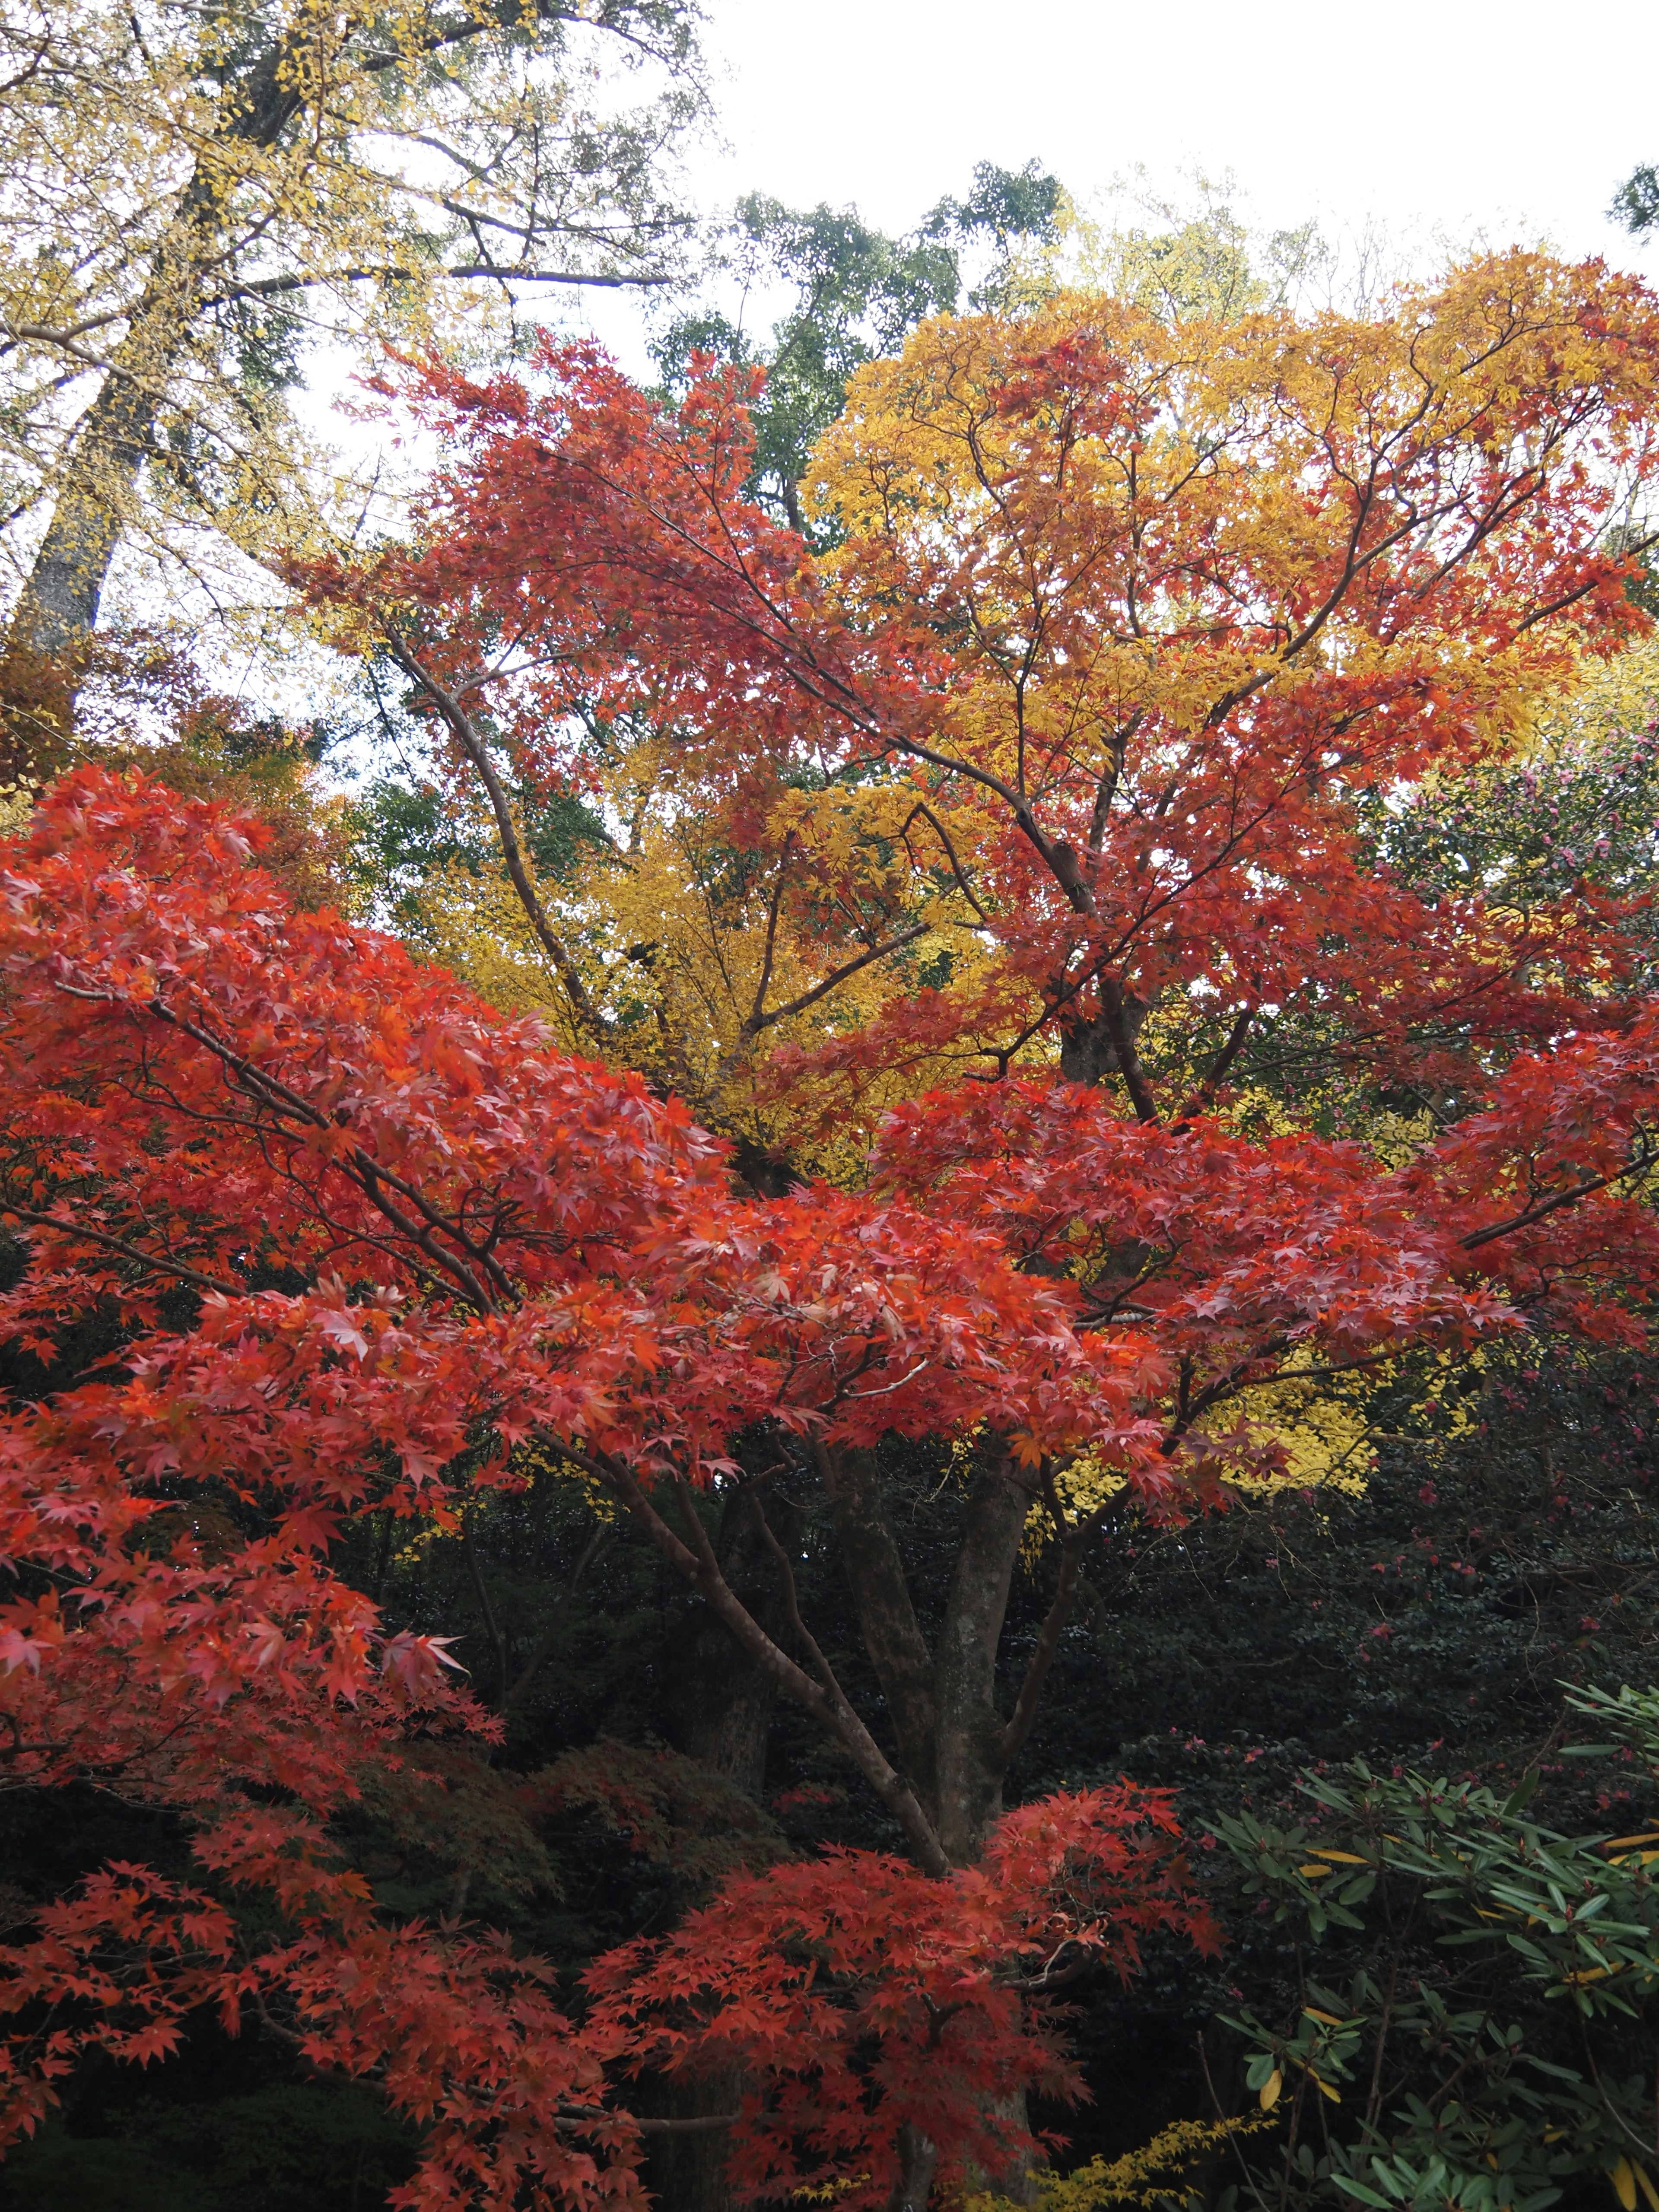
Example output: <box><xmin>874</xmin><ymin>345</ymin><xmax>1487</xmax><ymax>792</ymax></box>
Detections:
<box><xmin>0</xmin><ymin>0</ymin><xmax>702</xmax><ymax>775</ymax></box>
<box><xmin>296</xmin><ymin>252</ymin><xmax>1659</xmax><ymax>1919</ymax></box>
<box><xmin>650</xmin><ymin>160</ymin><xmax>1064</xmax><ymax>529</ymax></box>
<box><xmin>1615</xmin><ymin>161</ymin><xmax>1659</xmax><ymax>240</ymax></box>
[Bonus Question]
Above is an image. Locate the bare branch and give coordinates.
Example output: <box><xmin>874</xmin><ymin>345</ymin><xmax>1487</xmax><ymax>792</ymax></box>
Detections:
<box><xmin>1460</xmin><ymin>1133</ymin><xmax>1656</xmax><ymax>1252</ymax></box>
<box><xmin>382</xmin><ymin>634</ymin><xmax>610</xmax><ymax>1043</ymax></box>
<box><xmin>745</xmin><ymin>925</ymin><xmax>927</xmax><ymax>1036</ymax></box>
<box><xmin>3</xmin><ymin>1205</ymin><xmax>240</xmax><ymax>1297</ymax></box>
<box><xmin>561</xmin><ymin>1443</ymin><xmax>951</xmax><ymax>1878</ymax></box>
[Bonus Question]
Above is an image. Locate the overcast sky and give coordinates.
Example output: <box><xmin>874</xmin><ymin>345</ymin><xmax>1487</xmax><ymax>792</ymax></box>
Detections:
<box><xmin>255</xmin><ymin>0</ymin><xmax>1659</xmax><ymax>712</ymax></box>
<box><xmin>674</xmin><ymin>0</ymin><xmax>1659</xmax><ymax>279</ymax></box>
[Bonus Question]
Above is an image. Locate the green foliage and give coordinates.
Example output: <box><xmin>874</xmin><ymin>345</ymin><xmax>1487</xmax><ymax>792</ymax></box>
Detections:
<box><xmin>1209</xmin><ymin>1686</ymin><xmax>1659</xmax><ymax>2212</ymax></box>
<box><xmin>344</xmin><ymin>760</ymin><xmax>612</xmax><ymax>945</ymax></box>
<box><xmin>1374</xmin><ymin>687</ymin><xmax>1659</xmax><ymax>928</ymax></box>
<box><xmin>1614</xmin><ymin>165</ymin><xmax>1659</xmax><ymax>235</ymax></box>
<box><xmin>2</xmin><ymin>2082</ymin><xmax>415</xmax><ymax>2211</ymax></box>
<box><xmin>992</xmin><ymin>1326</ymin><xmax>1659</xmax><ymax>2171</ymax></box>
<box><xmin>926</xmin><ymin>159</ymin><xmax>1066</xmax><ymax>266</ymax></box>
<box><xmin>345</xmin><ymin>775</ymin><xmax>483</xmax><ymax>926</ymax></box>
<box><xmin>650</xmin><ymin>162</ymin><xmax>1064</xmax><ymax>528</ymax></box>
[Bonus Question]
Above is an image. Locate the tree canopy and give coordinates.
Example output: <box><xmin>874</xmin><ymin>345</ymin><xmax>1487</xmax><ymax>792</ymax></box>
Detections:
<box><xmin>3</xmin><ymin>218</ymin><xmax>1659</xmax><ymax>2212</ymax></box>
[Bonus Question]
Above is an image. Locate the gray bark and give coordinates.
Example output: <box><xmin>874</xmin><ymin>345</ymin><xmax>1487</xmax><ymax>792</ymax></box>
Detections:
<box><xmin>8</xmin><ymin>363</ymin><xmax>162</xmax><ymax>664</ymax></box>
<box><xmin>932</xmin><ymin>1468</ymin><xmax>1031</xmax><ymax>1863</ymax></box>
<box><xmin>6</xmin><ymin>28</ymin><xmax>311</xmax><ymax>684</ymax></box>
<box><xmin>1057</xmin><ymin>984</ymin><xmax>1152</xmax><ymax>1087</ymax></box>
<box><xmin>0</xmin><ymin>262</ymin><xmax>198</xmax><ymax>782</ymax></box>
<box><xmin>824</xmin><ymin>1446</ymin><xmax>1037</xmax><ymax>1867</ymax></box>
<box><xmin>887</xmin><ymin>2123</ymin><xmax>938</xmax><ymax>2212</ymax></box>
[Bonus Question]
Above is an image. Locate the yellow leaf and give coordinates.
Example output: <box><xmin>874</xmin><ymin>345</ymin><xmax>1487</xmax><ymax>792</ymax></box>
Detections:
<box><xmin>1312</xmin><ymin>2074</ymin><xmax>1341</xmax><ymax>2103</ymax></box>
<box><xmin>1297</xmin><ymin>1863</ymin><xmax>1333</xmax><ymax>1879</ymax></box>
<box><xmin>1633</xmin><ymin>2164</ymin><xmax>1659</xmax><ymax>2212</ymax></box>
<box><xmin>1302</xmin><ymin>2008</ymin><xmax>1344</xmax><ymax>2026</ymax></box>
<box><xmin>1611</xmin><ymin>2160</ymin><xmax>1637</xmax><ymax>2211</ymax></box>
<box><xmin>1259</xmin><ymin>2070</ymin><xmax>1281</xmax><ymax>2112</ymax></box>
<box><xmin>1307</xmin><ymin>1850</ymin><xmax>1368</xmax><ymax>1865</ymax></box>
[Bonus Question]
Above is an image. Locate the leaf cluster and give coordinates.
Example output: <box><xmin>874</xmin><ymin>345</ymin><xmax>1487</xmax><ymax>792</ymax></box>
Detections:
<box><xmin>1211</xmin><ymin>1690</ymin><xmax>1659</xmax><ymax>2212</ymax></box>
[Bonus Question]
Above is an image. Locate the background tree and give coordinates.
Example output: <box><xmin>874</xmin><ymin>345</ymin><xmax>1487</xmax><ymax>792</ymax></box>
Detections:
<box><xmin>1615</xmin><ymin>162</ymin><xmax>1659</xmax><ymax>242</ymax></box>
<box><xmin>0</xmin><ymin>0</ymin><xmax>704</xmax><ymax>778</ymax></box>
<box><xmin>327</xmin><ymin>251</ymin><xmax>1659</xmax><ymax>1157</ymax></box>
<box><xmin>333</xmin><ymin>185</ymin><xmax>1328</xmax><ymax>1167</ymax></box>
<box><xmin>649</xmin><ymin>160</ymin><xmax>1065</xmax><ymax>530</ymax></box>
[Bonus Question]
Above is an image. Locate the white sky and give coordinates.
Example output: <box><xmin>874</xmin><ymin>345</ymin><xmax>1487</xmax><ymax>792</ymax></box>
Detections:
<box><xmin>198</xmin><ymin>0</ymin><xmax>1659</xmax><ymax>715</ymax></box>
<box><xmin>676</xmin><ymin>0</ymin><xmax>1659</xmax><ymax>280</ymax></box>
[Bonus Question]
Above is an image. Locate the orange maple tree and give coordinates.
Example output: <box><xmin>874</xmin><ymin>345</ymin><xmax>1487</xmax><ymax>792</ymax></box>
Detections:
<box><xmin>337</xmin><ymin>252</ymin><xmax>1659</xmax><ymax>1132</ymax></box>
<box><xmin>316</xmin><ymin>248</ymin><xmax>1659</xmax><ymax>1482</ymax></box>
<box><xmin>4</xmin><ymin>248</ymin><xmax>1659</xmax><ymax>2207</ymax></box>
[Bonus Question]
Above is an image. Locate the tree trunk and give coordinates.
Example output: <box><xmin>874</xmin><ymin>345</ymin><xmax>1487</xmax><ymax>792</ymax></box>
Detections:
<box><xmin>820</xmin><ymin>1449</ymin><xmax>1067</xmax><ymax>2205</ymax></box>
<box><xmin>932</xmin><ymin>1468</ymin><xmax>1030</xmax><ymax>1863</ymax></box>
<box><xmin>10</xmin><ymin>351</ymin><xmax>168</xmax><ymax>666</ymax></box>
<box><xmin>651</xmin><ymin>1484</ymin><xmax>802</xmax><ymax>2212</ymax></box>
<box><xmin>664</xmin><ymin>1485</ymin><xmax>802</xmax><ymax>1796</ymax></box>
<box><xmin>1</xmin><ymin>30</ymin><xmax>304</xmax><ymax>780</ymax></box>
<box><xmin>886</xmin><ymin>2123</ymin><xmax>938</xmax><ymax>2212</ymax></box>
<box><xmin>1057</xmin><ymin>984</ymin><xmax>1152</xmax><ymax>1087</ymax></box>
<box><xmin>825</xmin><ymin>1447</ymin><xmax>1033</xmax><ymax>1867</ymax></box>
<box><xmin>823</xmin><ymin>1447</ymin><xmax>943</xmax><ymax>1823</ymax></box>
<box><xmin>1</xmin><ymin>259</ymin><xmax>197</xmax><ymax>783</ymax></box>
<box><xmin>602</xmin><ymin>1429</ymin><xmax>1095</xmax><ymax>2209</ymax></box>
<box><xmin>639</xmin><ymin>2076</ymin><xmax>746</xmax><ymax>2212</ymax></box>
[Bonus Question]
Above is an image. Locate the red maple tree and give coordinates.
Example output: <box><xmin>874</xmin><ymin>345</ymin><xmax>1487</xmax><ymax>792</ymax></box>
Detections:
<box><xmin>0</xmin><ymin>772</ymin><xmax>1211</xmax><ymax>2203</ymax></box>
<box><xmin>4</xmin><ymin>248</ymin><xmax>1659</xmax><ymax>2206</ymax></box>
